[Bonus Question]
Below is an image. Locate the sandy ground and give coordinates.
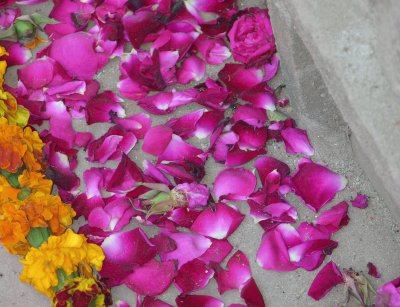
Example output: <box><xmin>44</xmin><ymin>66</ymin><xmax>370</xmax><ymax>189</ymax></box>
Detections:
<box><xmin>1</xmin><ymin>1</ymin><xmax>399</xmax><ymax>306</ymax></box>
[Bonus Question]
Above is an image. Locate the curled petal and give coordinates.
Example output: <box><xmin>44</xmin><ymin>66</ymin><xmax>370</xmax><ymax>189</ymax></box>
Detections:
<box><xmin>367</xmin><ymin>262</ymin><xmax>381</xmax><ymax>279</ymax></box>
<box><xmin>112</xmin><ymin>113</ymin><xmax>152</xmax><ymax>139</ymax></box>
<box><xmin>195</xmin><ymin>35</ymin><xmax>231</xmax><ymax>65</ymax></box>
<box><xmin>281</xmin><ymin>128</ymin><xmax>315</xmax><ymax>156</ymax></box>
<box><xmin>191</xmin><ymin>202</ymin><xmax>244</xmax><ymax>239</ymax></box>
<box><xmin>0</xmin><ymin>40</ymin><xmax>31</xmax><ymax>66</ymax></box>
<box><xmin>351</xmin><ymin>194</ymin><xmax>369</xmax><ymax>209</ymax></box>
<box><xmin>314</xmin><ymin>202</ymin><xmax>349</xmax><ymax>234</ymax></box>
<box><xmin>308</xmin><ymin>261</ymin><xmax>344</xmax><ymax>301</ymax></box>
<box><xmin>86</xmin><ymin>91</ymin><xmax>125</xmax><ymax>124</ymax></box>
<box><xmin>213</xmin><ymin>168</ymin><xmax>256</xmax><ymax>201</ymax></box>
<box><xmin>291</xmin><ymin>158</ymin><xmax>347</xmax><ymax>212</ymax></box>
<box><xmin>124</xmin><ymin>259</ymin><xmax>176</xmax><ymax>296</ymax></box>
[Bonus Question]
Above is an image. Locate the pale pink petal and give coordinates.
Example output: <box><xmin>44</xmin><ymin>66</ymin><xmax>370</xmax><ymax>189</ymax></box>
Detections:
<box><xmin>213</xmin><ymin>168</ymin><xmax>256</xmax><ymax>201</ymax></box>
<box><xmin>176</xmin><ymin>295</ymin><xmax>224</xmax><ymax>307</ymax></box>
<box><xmin>177</xmin><ymin>55</ymin><xmax>206</xmax><ymax>84</ymax></box>
<box><xmin>162</xmin><ymin>232</ymin><xmax>212</xmax><ymax>268</ymax></box>
<box><xmin>291</xmin><ymin>158</ymin><xmax>347</xmax><ymax>212</ymax></box>
<box><xmin>308</xmin><ymin>261</ymin><xmax>344</xmax><ymax>301</ymax></box>
<box><xmin>191</xmin><ymin>202</ymin><xmax>244</xmax><ymax>239</ymax></box>
<box><xmin>351</xmin><ymin>194</ymin><xmax>369</xmax><ymax>209</ymax></box>
<box><xmin>175</xmin><ymin>259</ymin><xmax>214</xmax><ymax>293</ymax></box>
<box><xmin>124</xmin><ymin>259</ymin><xmax>176</xmax><ymax>296</ymax></box>
<box><xmin>281</xmin><ymin>128</ymin><xmax>315</xmax><ymax>156</ymax></box>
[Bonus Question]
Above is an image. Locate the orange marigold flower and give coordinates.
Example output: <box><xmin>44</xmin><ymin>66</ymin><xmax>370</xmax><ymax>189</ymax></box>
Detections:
<box><xmin>20</xmin><ymin>229</ymin><xmax>105</xmax><ymax>297</ymax></box>
<box><xmin>0</xmin><ymin>117</ymin><xmax>44</xmax><ymax>173</ymax></box>
<box><xmin>18</xmin><ymin>170</ymin><xmax>53</xmax><ymax>195</ymax></box>
<box><xmin>0</xmin><ymin>175</ymin><xmax>19</xmax><ymax>204</ymax></box>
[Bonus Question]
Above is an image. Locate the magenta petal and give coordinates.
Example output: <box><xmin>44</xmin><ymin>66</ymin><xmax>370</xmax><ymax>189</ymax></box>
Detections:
<box><xmin>86</xmin><ymin>91</ymin><xmax>125</xmax><ymax>124</ymax></box>
<box><xmin>191</xmin><ymin>202</ymin><xmax>244</xmax><ymax>239</ymax></box>
<box><xmin>281</xmin><ymin>128</ymin><xmax>314</xmax><ymax>156</ymax></box>
<box><xmin>177</xmin><ymin>55</ymin><xmax>206</xmax><ymax>84</ymax></box>
<box><xmin>291</xmin><ymin>158</ymin><xmax>347</xmax><ymax>212</ymax></box>
<box><xmin>162</xmin><ymin>232</ymin><xmax>212</xmax><ymax>268</ymax></box>
<box><xmin>100</xmin><ymin>228</ymin><xmax>157</xmax><ymax>282</ymax></box>
<box><xmin>175</xmin><ymin>259</ymin><xmax>214</xmax><ymax>293</ymax></box>
<box><xmin>198</xmin><ymin>239</ymin><xmax>233</xmax><ymax>264</ymax></box>
<box><xmin>18</xmin><ymin>57</ymin><xmax>56</xmax><ymax>90</ymax></box>
<box><xmin>308</xmin><ymin>261</ymin><xmax>344</xmax><ymax>301</ymax></box>
<box><xmin>367</xmin><ymin>262</ymin><xmax>381</xmax><ymax>278</ymax></box>
<box><xmin>106</xmin><ymin>154</ymin><xmax>143</xmax><ymax>193</ymax></box>
<box><xmin>240</xmin><ymin>84</ymin><xmax>276</xmax><ymax>111</ymax></box>
<box><xmin>233</xmin><ymin>105</ymin><xmax>267</xmax><ymax>128</ymax></box>
<box><xmin>49</xmin><ymin>32</ymin><xmax>99</xmax><ymax>80</ymax></box>
<box><xmin>124</xmin><ymin>259</ymin><xmax>176</xmax><ymax>296</ymax></box>
<box><xmin>166</xmin><ymin>109</ymin><xmax>205</xmax><ymax>139</ymax></box>
<box><xmin>351</xmin><ymin>193</ymin><xmax>369</xmax><ymax>209</ymax></box>
<box><xmin>375</xmin><ymin>277</ymin><xmax>400</xmax><ymax>306</ymax></box>
<box><xmin>173</xmin><ymin>182</ymin><xmax>210</xmax><ymax>209</ymax></box>
<box><xmin>314</xmin><ymin>202</ymin><xmax>349</xmax><ymax>234</ymax></box>
<box><xmin>139</xmin><ymin>297</ymin><xmax>173</xmax><ymax>307</ymax></box>
<box><xmin>195</xmin><ymin>35</ymin><xmax>231</xmax><ymax>65</ymax></box>
<box><xmin>143</xmin><ymin>125</ymin><xmax>173</xmax><ymax>155</ymax></box>
<box><xmin>115</xmin><ymin>300</ymin><xmax>131</xmax><ymax>307</ymax></box>
<box><xmin>214</xmin><ymin>251</ymin><xmax>251</xmax><ymax>294</ymax></box>
<box><xmin>213</xmin><ymin>168</ymin><xmax>256</xmax><ymax>201</ymax></box>
<box><xmin>176</xmin><ymin>295</ymin><xmax>224</xmax><ymax>307</ymax></box>
<box><xmin>256</xmin><ymin>224</ymin><xmax>301</xmax><ymax>272</ymax></box>
<box><xmin>0</xmin><ymin>40</ymin><xmax>31</xmax><ymax>66</ymax></box>
<box><xmin>240</xmin><ymin>278</ymin><xmax>266</xmax><ymax>307</ymax></box>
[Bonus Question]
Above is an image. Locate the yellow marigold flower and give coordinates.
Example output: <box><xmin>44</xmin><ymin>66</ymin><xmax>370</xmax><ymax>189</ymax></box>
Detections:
<box><xmin>52</xmin><ymin>276</ymin><xmax>112</xmax><ymax>307</ymax></box>
<box><xmin>0</xmin><ymin>117</ymin><xmax>44</xmax><ymax>173</ymax></box>
<box><xmin>18</xmin><ymin>170</ymin><xmax>53</xmax><ymax>195</ymax></box>
<box><xmin>20</xmin><ymin>229</ymin><xmax>105</xmax><ymax>297</ymax></box>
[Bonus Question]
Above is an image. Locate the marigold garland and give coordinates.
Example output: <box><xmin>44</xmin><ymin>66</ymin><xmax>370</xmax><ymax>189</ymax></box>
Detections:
<box><xmin>0</xmin><ymin>43</ymin><xmax>111</xmax><ymax>306</ymax></box>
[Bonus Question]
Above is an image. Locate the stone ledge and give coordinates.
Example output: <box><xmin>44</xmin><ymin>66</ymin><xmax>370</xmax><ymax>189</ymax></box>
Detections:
<box><xmin>268</xmin><ymin>0</ymin><xmax>400</xmax><ymax>218</ymax></box>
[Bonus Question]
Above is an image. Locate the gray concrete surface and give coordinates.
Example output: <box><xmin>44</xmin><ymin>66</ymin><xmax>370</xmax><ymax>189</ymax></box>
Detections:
<box><xmin>268</xmin><ymin>0</ymin><xmax>400</xmax><ymax>219</ymax></box>
<box><xmin>1</xmin><ymin>1</ymin><xmax>400</xmax><ymax>307</ymax></box>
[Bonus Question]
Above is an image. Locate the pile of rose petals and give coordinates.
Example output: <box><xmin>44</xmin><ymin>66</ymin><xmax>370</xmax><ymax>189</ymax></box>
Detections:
<box><xmin>2</xmin><ymin>0</ymin><xmax>394</xmax><ymax>305</ymax></box>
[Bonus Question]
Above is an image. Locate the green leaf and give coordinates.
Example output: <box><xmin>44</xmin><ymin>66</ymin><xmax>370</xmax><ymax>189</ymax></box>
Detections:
<box><xmin>0</xmin><ymin>26</ymin><xmax>16</xmax><ymax>39</ymax></box>
<box><xmin>30</xmin><ymin>13</ymin><xmax>58</xmax><ymax>26</ymax></box>
<box><xmin>26</xmin><ymin>227</ymin><xmax>51</xmax><ymax>248</ymax></box>
<box><xmin>0</xmin><ymin>169</ymin><xmax>21</xmax><ymax>188</ymax></box>
<box><xmin>267</xmin><ymin>109</ymin><xmax>288</xmax><ymax>122</ymax></box>
<box><xmin>18</xmin><ymin>187</ymin><xmax>31</xmax><ymax>201</ymax></box>
<box><xmin>52</xmin><ymin>269</ymin><xmax>68</xmax><ymax>293</ymax></box>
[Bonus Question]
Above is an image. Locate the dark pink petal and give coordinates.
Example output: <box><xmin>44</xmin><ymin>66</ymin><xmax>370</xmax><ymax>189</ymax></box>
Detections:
<box><xmin>183</xmin><ymin>0</ymin><xmax>236</xmax><ymax>24</ymax></box>
<box><xmin>351</xmin><ymin>194</ymin><xmax>369</xmax><ymax>209</ymax></box>
<box><xmin>87</xmin><ymin>126</ymin><xmax>137</xmax><ymax>163</ymax></box>
<box><xmin>106</xmin><ymin>154</ymin><xmax>143</xmax><ymax>194</ymax></box>
<box><xmin>195</xmin><ymin>78</ymin><xmax>235</xmax><ymax>111</ymax></box>
<box><xmin>198</xmin><ymin>239</ymin><xmax>233</xmax><ymax>264</ymax></box>
<box><xmin>214</xmin><ymin>250</ymin><xmax>251</xmax><ymax>294</ymax></box>
<box><xmin>254</xmin><ymin>156</ymin><xmax>290</xmax><ymax>189</ymax></box>
<box><xmin>49</xmin><ymin>32</ymin><xmax>99</xmax><ymax>80</ymax></box>
<box><xmin>0</xmin><ymin>40</ymin><xmax>31</xmax><ymax>66</ymax></box>
<box><xmin>139</xmin><ymin>297</ymin><xmax>173</xmax><ymax>307</ymax></box>
<box><xmin>291</xmin><ymin>158</ymin><xmax>347</xmax><ymax>212</ymax></box>
<box><xmin>143</xmin><ymin>160</ymin><xmax>171</xmax><ymax>186</ymax></box>
<box><xmin>176</xmin><ymin>295</ymin><xmax>224</xmax><ymax>307</ymax></box>
<box><xmin>177</xmin><ymin>55</ymin><xmax>206</xmax><ymax>84</ymax></box>
<box><xmin>195</xmin><ymin>111</ymin><xmax>225</xmax><ymax>139</ymax></box>
<box><xmin>281</xmin><ymin>128</ymin><xmax>315</xmax><ymax>156</ymax></box>
<box><xmin>308</xmin><ymin>261</ymin><xmax>344</xmax><ymax>301</ymax></box>
<box><xmin>162</xmin><ymin>232</ymin><xmax>212</xmax><ymax>268</ymax></box>
<box><xmin>88</xmin><ymin>197</ymin><xmax>134</xmax><ymax>231</ymax></box>
<box><xmin>240</xmin><ymin>84</ymin><xmax>276</xmax><ymax>111</ymax></box>
<box><xmin>213</xmin><ymin>168</ymin><xmax>256</xmax><ymax>201</ymax></box>
<box><xmin>191</xmin><ymin>202</ymin><xmax>244</xmax><ymax>239</ymax></box>
<box><xmin>248</xmin><ymin>200</ymin><xmax>297</xmax><ymax>225</ymax></box>
<box><xmin>175</xmin><ymin>259</ymin><xmax>214</xmax><ymax>293</ymax></box>
<box><xmin>233</xmin><ymin>105</ymin><xmax>267</xmax><ymax>128</ymax></box>
<box><xmin>168</xmin><ymin>208</ymin><xmax>202</xmax><ymax>228</ymax></box>
<box><xmin>45</xmin><ymin>0</ymin><xmax>94</xmax><ymax>39</ymax></box>
<box><xmin>166</xmin><ymin>109</ymin><xmax>205</xmax><ymax>139</ymax></box>
<box><xmin>101</xmin><ymin>228</ymin><xmax>157</xmax><ymax>282</ymax></box>
<box><xmin>124</xmin><ymin>259</ymin><xmax>176</xmax><ymax>296</ymax></box>
<box><xmin>18</xmin><ymin>56</ymin><xmax>56</xmax><ymax>90</ymax></box>
<box><xmin>314</xmin><ymin>202</ymin><xmax>349</xmax><ymax>234</ymax></box>
<box><xmin>158</xmin><ymin>134</ymin><xmax>204</xmax><ymax>164</ymax></box>
<box><xmin>195</xmin><ymin>35</ymin><xmax>231</xmax><ymax>65</ymax></box>
<box><xmin>375</xmin><ymin>277</ymin><xmax>400</xmax><ymax>306</ymax></box>
<box><xmin>232</xmin><ymin>121</ymin><xmax>268</xmax><ymax>150</ymax></box>
<box><xmin>367</xmin><ymin>262</ymin><xmax>381</xmax><ymax>278</ymax></box>
<box><xmin>297</xmin><ymin>223</ymin><xmax>331</xmax><ymax>241</ymax></box>
<box><xmin>86</xmin><ymin>91</ymin><xmax>125</xmax><ymax>124</ymax></box>
<box><xmin>288</xmin><ymin>239</ymin><xmax>338</xmax><ymax>271</ymax></box>
<box><xmin>143</xmin><ymin>125</ymin><xmax>173</xmax><ymax>156</ymax></box>
<box><xmin>112</xmin><ymin>113</ymin><xmax>152</xmax><ymax>139</ymax></box>
<box><xmin>240</xmin><ymin>278</ymin><xmax>266</xmax><ymax>307</ymax></box>
<box><xmin>256</xmin><ymin>224</ymin><xmax>301</xmax><ymax>272</ymax></box>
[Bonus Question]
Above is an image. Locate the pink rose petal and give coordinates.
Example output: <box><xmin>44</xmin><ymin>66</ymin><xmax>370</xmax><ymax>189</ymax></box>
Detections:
<box><xmin>351</xmin><ymin>194</ymin><xmax>369</xmax><ymax>209</ymax></box>
<box><xmin>191</xmin><ymin>202</ymin><xmax>244</xmax><ymax>239</ymax></box>
<box><xmin>314</xmin><ymin>202</ymin><xmax>350</xmax><ymax>234</ymax></box>
<box><xmin>291</xmin><ymin>158</ymin><xmax>347</xmax><ymax>212</ymax></box>
<box><xmin>0</xmin><ymin>40</ymin><xmax>31</xmax><ymax>66</ymax></box>
<box><xmin>213</xmin><ymin>168</ymin><xmax>256</xmax><ymax>201</ymax></box>
<box><xmin>198</xmin><ymin>239</ymin><xmax>233</xmax><ymax>264</ymax></box>
<box><xmin>281</xmin><ymin>128</ymin><xmax>315</xmax><ymax>156</ymax></box>
<box><xmin>177</xmin><ymin>55</ymin><xmax>206</xmax><ymax>84</ymax></box>
<box><xmin>367</xmin><ymin>262</ymin><xmax>381</xmax><ymax>279</ymax></box>
<box><xmin>124</xmin><ymin>259</ymin><xmax>176</xmax><ymax>296</ymax></box>
<box><xmin>175</xmin><ymin>259</ymin><xmax>214</xmax><ymax>293</ymax></box>
<box><xmin>240</xmin><ymin>278</ymin><xmax>266</xmax><ymax>307</ymax></box>
<box><xmin>176</xmin><ymin>295</ymin><xmax>224</xmax><ymax>307</ymax></box>
<box><xmin>375</xmin><ymin>277</ymin><xmax>400</xmax><ymax>306</ymax></box>
<box><xmin>308</xmin><ymin>261</ymin><xmax>344</xmax><ymax>301</ymax></box>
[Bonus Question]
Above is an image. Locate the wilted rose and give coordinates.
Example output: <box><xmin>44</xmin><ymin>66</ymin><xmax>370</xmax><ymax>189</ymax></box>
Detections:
<box><xmin>228</xmin><ymin>8</ymin><xmax>276</xmax><ymax>66</ymax></box>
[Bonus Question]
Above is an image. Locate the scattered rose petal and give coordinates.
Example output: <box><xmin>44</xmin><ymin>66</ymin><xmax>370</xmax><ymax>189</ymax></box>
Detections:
<box><xmin>281</xmin><ymin>127</ymin><xmax>314</xmax><ymax>156</ymax></box>
<box><xmin>213</xmin><ymin>168</ymin><xmax>256</xmax><ymax>201</ymax></box>
<box><xmin>175</xmin><ymin>259</ymin><xmax>214</xmax><ymax>293</ymax></box>
<box><xmin>375</xmin><ymin>277</ymin><xmax>400</xmax><ymax>306</ymax></box>
<box><xmin>176</xmin><ymin>295</ymin><xmax>224</xmax><ymax>307</ymax></box>
<box><xmin>367</xmin><ymin>262</ymin><xmax>381</xmax><ymax>279</ymax></box>
<box><xmin>177</xmin><ymin>55</ymin><xmax>206</xmax><ymax>84</ymax></box>
<box><xmin>308</xmin><ymin>261</ymin><xmax>344</xmax><ymax>301</ymax></box>
<box><xmin>351</xmin><ymin>194</ymin><xmax>369</xmax><ymax>209</ymax></box>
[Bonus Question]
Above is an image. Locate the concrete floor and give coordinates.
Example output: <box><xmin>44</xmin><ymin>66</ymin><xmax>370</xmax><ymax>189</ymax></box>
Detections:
<box><xmin>1</xmin><ymin>1</ymin><xmax>400</xmax><ymax>306</ymax></box>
